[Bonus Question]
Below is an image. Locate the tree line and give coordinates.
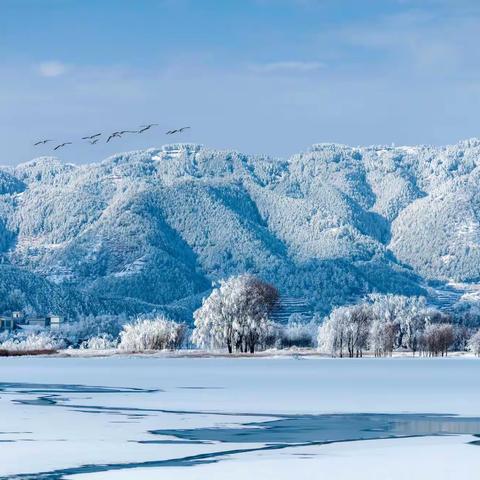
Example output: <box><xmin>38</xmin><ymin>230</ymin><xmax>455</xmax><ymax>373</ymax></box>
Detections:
<box><xmin>193</xmin><ymin>276</ymin><xmax>480</xmax><ymax>357</ymax></box>
<box><xmin>2</xmin><ymin>274</ymin><xmax>480</xmax><ymax>356</ymax></box>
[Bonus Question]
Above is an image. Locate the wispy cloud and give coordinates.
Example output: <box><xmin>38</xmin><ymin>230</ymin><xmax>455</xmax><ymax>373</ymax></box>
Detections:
<box><xmin>249</xmin><ymin>60</ymin><xmax>326</xmax><ymax>74</ymax></box>
<box><xmin>38</xmin><ymin>61</ymin><xmax>68</xmax><ymax>77</ymax></box>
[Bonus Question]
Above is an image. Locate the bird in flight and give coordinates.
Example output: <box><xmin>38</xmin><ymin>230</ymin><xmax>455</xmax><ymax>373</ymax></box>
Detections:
<box><xmin>89</xmin><ymin>139</ymin><xmax>99</xmax><ymax>145</ymax></box>
<box><xmin>166</xmin><ymin>126</ymin><xmax>191</xmax><ymax>135</ymax></box>
<box><xmin>82</xmin><ymin>133</ymin><xmax>102</xmax><ymax>140</ymax></box>
<box><xmin>106</xmin><ymin>130</ymin><xmax>138</xmax><ymax>142</ymax></box>
<box><xmin>138</xmin><ymin>124</ymin><xmax>158</xmax><ymax>133</ymax></box>
<box><xmin>34</xmin><ymin>139</ymin><xmax>52</xmax><ymax>146</ymax></box>
<box><xmin>106</xmin><ymin>132</ymin><xmax>122</xmax><ymax>143</ymax></box>
<box><xmin>53</xmin><ymin>142</ymin><xmax>72</xmax><ymax>150</ymax></box>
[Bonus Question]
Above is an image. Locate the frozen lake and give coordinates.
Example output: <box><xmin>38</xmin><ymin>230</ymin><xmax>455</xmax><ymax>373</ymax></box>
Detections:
<box><xmin>0</xmin><ymin>356</ymin><xmax>479</xmax><ymax>479</ymax></box>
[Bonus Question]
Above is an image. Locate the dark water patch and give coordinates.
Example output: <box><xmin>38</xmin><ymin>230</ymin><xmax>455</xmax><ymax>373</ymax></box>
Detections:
<box><xmin>65</xmin><ymin>405</ymin><xmax>154</xmax><ymax>418</ymax></box>
<box><xmin>0</xmin><ymin>434</ymin><xmax>449</xmax><ymax>480</ymax></box>
<box><xmin>0</xmin><ymin>441</ymin><xmax>339</xmax><ymax>479</ymax></box>
<box><xmin>468</xmin><ymin>434</ymin><xmax>480</xmax><ymax>446</ymax></box>
<box><xmin>3</xmin><ymin>382</ymin><xmax>480</xmax><ymax>479</ymax></box>
<box><xmin>0</xmin><ymin>382</ymin><xmax>158</xmax><ymax>395</ymax></box>
<box><xmin>135</xmin><ymin>440</ymin><xmax>209</xmax><ymax>445</ymax></box>
<box><xmin>3</xmin><ymin>413</ymin><xmax>480</xmax><ymax>480</ymax></box>
<box><xmin>7</xmin><ymin>385</ymin><xmax>275</xmax><ymax>418</ymax></box>
<box><xmin>151</xmin><ymin>413</ymin><xmax>480</xmax><ymax>445</ymax></box>
<box><xmin>62</xmin><ymin>403</ymin><xmax>277</xmax><ymax>418</ymax></box>
<box><xmin>0</xmin><ymin>436</ymin><xmax>36</xmax><ymax>443</ymax></box>
<box><xmin>4</xmin><ymin>382</ymin><xmax>161</xmax><ymax>417</ymax></box>
<box><xmin>14</xmin><ymin>395</ymin><xmax>59</xmax><ymax>407</ymax></box>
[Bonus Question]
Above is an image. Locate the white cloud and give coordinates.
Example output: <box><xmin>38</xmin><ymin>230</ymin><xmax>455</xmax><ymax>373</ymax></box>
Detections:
<box><xmin>38</xmin><ymin>61</ymin><xmax>68</xmax><ymax>77</ymax></box>
<box><xmin>249</xmin><ymin>61</ymin><xmax>326</xmax><ymax>73</ymax></box>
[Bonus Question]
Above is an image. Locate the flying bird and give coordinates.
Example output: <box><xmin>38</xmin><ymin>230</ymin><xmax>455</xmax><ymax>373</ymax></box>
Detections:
<box><xmin>106</xmin><ymin>132</ymin><xmax>122</xmax><ymax>143</ymax></box>
<box><xmin>166</xmin><ymin>126</ymin><xmax>190</xmax><ymax>135</ymax></box>
<box><xmin>81</xmin><ymin>133</ymin><xmax>102</xmax><ymax>140</ymax></box>
<box><xmin>34</xmin><ymin>139</ymin><xmax>52</xmax><ymax>146</ymax></box>
<box><xmin>138</xmin><ymin>124</ymin><xmax>158</xmax><ymax>133</ymax></box>
<box><xmin>106</xmin><ymin>130</ymin><xmax>138</xmax><ymax>142</ymax></box>
<box><xmin>53</xmin><ymin>142</ymin><xmax>72</xmax><ymax>150</ymax></box>
<box><xmin>89</xmin><ymin>139</ymin><xmax>99</xmax><ymax>145</ymax></box>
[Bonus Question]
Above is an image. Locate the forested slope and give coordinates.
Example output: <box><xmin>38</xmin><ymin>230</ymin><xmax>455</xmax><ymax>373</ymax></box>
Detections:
<box><xmin>1</xmin><ymin>139</ymin><xmax>479</xmax><ymax>318</ymax></box>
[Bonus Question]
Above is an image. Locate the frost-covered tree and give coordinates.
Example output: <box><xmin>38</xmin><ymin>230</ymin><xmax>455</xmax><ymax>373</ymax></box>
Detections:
<box><xmin>192</xmin><ymin>274</ymin><xmax>279</xmax><ymax>353</ymax></box>
<box><xmin>367</xmin><ymin>294</ymin><xmax>425</xmax><ymax>350</ymax></box>
<box><xmin>422</xmin><ymin>323</ymin><xmax>454</xmax><ymax>357</ymax></box>
<box><xmin>318</xmin><ymin>294</ymin><xmax>456</xmax><ymax>357</ymax></box>
<box><xmin>318</xmin><ymin>304</ymin><xmax>370</xmax><ymax>357</ymax></box>
<box><xmin>369</xmin><ymin>318</ymin><xmax>398</xmax><ymax>357</ymax></box>
<box><xmin>317</xmin><ymin>306</ymin><xmax>349</xmax><ymax>357</ymax></box>
<box><xmin>118</xmin><ymin>316</ymin><xmax>186</xmax><ymax>351</ymax></box>
<box><xmin>345</xmin><ymin>304</ymin><xmax>370</xmax><ymax>357</ymax></box>
<box><xmin>467</xmin><ymin>330</ymin><xmax>480</xmax><ymax>356</ymax></box>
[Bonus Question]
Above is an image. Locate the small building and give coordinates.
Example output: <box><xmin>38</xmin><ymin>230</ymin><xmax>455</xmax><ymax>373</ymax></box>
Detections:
<box><xmin>0</xmin><ymin>316</ymin><xmax>16</xmax><ymax>331</ymax></box>
<box><xmin>0</xmin><ymin>312</ymin><xmax>65</xmax><ymax>331</ymax></box>
<box><xmin>27</xmin><ymin>317</ymin><xmax>51</xmax><ymax>328</ymax></box>
<box><xmin>47</xmin><ymin>315</ymin><xmax>64</xmax><ymax>329</ymax></box>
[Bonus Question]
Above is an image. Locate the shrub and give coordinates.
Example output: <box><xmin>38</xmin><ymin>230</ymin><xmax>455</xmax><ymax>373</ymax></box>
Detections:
<box><xmin>81</xmin><ymin>334</ymin><xmax>118</xmax><ymax>350</ymax></box>
<box><xmin>0</xmin><ymin>332</ymin><xmax>65</xmax><ymax>351</ymax></box>
<box><xmin>118</xmin><ymin>316</ymin><xmax>186</xmax><ymax>351</ymax></box>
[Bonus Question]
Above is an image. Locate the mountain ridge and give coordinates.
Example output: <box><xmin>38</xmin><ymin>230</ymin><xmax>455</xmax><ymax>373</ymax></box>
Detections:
<box><xmin>1</xmin><ymin>139</ymin><xmax>480</xmax><ymax>319</ymax></box>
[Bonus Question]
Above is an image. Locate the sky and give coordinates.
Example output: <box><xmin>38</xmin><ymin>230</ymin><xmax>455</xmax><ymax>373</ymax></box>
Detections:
<box><xmin>1</xmin><ymin>0</ymin><xmax>480</xmax><ymax>165</ymax></box>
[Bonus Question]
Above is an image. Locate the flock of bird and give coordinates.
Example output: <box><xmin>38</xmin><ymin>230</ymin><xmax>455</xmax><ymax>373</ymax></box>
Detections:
<box><xmin>33</xmin><ymin>124</ymin><xmax>190</xmax><ymax>150</ymax></box>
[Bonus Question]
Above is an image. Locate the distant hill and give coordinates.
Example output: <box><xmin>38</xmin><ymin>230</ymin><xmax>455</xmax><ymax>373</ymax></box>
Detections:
<box><xmin>2</xmin><ymin>139</ymin><xmax>480</xmax><ymax>319</ymax></box>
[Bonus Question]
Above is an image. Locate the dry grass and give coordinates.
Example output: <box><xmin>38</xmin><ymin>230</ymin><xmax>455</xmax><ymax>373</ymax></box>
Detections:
<box><xmin>0</xmin><ymin>349</ymin><xmax>57</xmax><ymax>357</ymax></box>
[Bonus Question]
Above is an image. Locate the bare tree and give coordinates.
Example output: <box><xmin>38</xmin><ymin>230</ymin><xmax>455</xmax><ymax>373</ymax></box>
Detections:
<box><xmin>423</xmin><ymin>323</ymin><xmax>454</xmax><ymax>357</ymax></box>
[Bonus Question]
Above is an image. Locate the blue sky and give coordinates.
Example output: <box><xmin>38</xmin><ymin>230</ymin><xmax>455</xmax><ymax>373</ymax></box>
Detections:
<box><xmin>1</xmin><ymin>0</ymin><xmax>480</xmax><ymax>164</ymax></box>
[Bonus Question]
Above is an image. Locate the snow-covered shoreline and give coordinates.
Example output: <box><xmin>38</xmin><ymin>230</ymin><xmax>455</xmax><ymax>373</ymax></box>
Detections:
<box><xmin>2</xmin><ymin>347</ymin><xmax>476</xmax><ymax>359</ymax></box>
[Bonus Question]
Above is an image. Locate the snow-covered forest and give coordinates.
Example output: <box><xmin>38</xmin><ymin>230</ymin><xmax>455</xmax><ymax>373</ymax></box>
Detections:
<box><xmin>2</xmin><ymin>140</ymin><xmax>480</xmax><ymax>322</ymax></box>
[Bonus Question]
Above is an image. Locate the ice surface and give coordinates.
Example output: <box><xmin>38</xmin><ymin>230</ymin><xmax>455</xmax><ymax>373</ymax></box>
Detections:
<box><xmin>0</xmin><ymin>356</ymin><xmax>479</xmax><ymax>479</ymax></box>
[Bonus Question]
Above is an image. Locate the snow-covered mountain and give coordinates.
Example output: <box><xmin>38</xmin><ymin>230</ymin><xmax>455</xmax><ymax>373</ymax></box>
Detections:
<box><xmin>2</xmin><ymin>139</ymin><xmax>480</xmax><ymax>319</ymax></box>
